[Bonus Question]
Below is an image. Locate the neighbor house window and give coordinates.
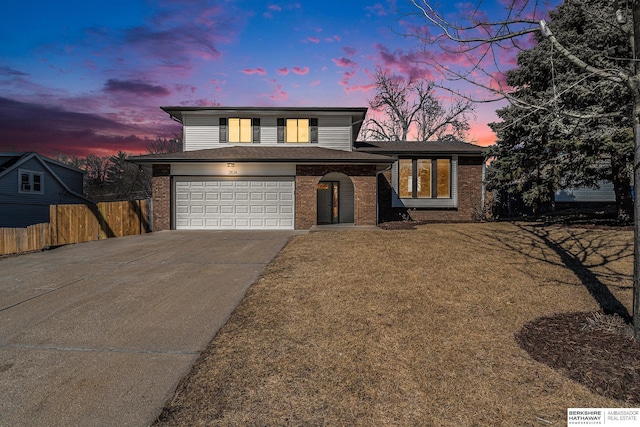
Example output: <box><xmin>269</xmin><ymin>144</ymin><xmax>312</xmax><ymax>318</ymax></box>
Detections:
<box><xmin>399</xmin><ymin>158</ymin><xmax>451</xmax><ymax>199</ymax></box>
<box><xmin>18</xmin><ymin>169</ymin><xmax>44</xmax><ymax>194</ymax></box>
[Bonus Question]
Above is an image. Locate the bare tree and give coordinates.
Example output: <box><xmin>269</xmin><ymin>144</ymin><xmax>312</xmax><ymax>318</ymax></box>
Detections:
<box><xmin>407</xmin><ymin>0</ymin><xmax>640</xmax><ymax>337</ymax></box>
<box><xmin>362</xmin><ymin>67</ymin><xmax>472</xmax><ymax>141</ymax></box>
<box><xmin>146</xmin><ymin>134</ymin><xmax>183</xmax><ymax>154</ymax></box>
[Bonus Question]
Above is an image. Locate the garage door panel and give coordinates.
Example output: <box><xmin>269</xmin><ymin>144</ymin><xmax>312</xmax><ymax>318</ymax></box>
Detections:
<box><xmin>264</xmin><ymin>206</ymin><xmax>278</xmax><ymax>214</ymax></box>
<box><xmin>175</xmin><ymin>178</ymin><xmax>294</xmax><ymax>230</ymax></box>
<box><xmin>205</xmin><ymin>218</ymin><xmax>219</xmax><ymax>227</ymax></box>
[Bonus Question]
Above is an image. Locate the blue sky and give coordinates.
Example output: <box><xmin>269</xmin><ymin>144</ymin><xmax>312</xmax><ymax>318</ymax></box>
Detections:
<box><xmin>0</xmin><ymin>0</ymin><xmax>551</xmax><ymax>156</ymax></box>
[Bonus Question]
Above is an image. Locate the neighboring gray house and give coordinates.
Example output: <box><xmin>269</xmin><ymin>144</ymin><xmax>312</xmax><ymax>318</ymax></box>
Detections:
<box><xmin>132</xmin><ymin>106</ymin><xmax>486</xmax><ymax>230</ymax></box>
<box><xmin>555</xmin><ymin>181</ymin><xmax>616</xmax><ymax>204</ymax></box>
<box><xmin>0</xmin><ymin>152</ymin><xmax>92</xmax><ymax>227</ymax></box>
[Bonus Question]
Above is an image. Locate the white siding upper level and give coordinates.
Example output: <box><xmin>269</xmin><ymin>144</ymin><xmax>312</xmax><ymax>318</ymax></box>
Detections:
<box><xmin>173</xmin><ymin>108</ymin><xmax>365</xmax><ymax>152</ymax></box>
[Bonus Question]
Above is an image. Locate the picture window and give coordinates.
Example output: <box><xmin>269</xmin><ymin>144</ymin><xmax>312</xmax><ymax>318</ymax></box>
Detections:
<box><xmin>399</xmin><ymin>158</ymin><xmax>451</xmax><ymax>199</ymax></box>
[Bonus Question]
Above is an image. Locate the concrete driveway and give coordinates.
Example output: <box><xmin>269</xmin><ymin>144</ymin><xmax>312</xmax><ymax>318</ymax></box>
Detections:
<box><xmin>0</xmin><ymin>230</ymin><xmax>298</xmax><ymax>427</ymax></box>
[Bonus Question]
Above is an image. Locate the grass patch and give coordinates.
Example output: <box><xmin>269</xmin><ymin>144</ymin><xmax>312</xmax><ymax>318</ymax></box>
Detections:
<box><xmin>155</xmin><ymin>222</ymin><xmax>634</xmax><ymax>426</ymax></box>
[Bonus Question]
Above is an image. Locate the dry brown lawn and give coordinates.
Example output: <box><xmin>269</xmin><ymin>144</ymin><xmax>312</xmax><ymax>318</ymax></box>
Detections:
<box><xmin>154</xmin><ymin>222</ymin><xmax>635</xmax><ymax>426</ymax></box>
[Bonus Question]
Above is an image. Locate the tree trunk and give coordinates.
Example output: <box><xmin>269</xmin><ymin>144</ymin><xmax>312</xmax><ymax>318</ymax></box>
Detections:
<box><xmin>610</xmin><ymin>150</ymin><xmax>633</xmax><ymax>222</ymax></box>
<box><xmin>632</xmin><ymin>0</ymin><xmax>640</xmax><ymax>339</ymax></box>
<box><xmin>633</xmin><ymin>104</ymin><xmax>640</xmax><ymax>338</ymax></box>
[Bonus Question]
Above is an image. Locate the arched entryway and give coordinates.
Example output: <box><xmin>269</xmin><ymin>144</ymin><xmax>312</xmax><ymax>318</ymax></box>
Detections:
<box><xmin>317</xmin><ymin>172</ymin><xmax>354</xmax><ymax>224</ymax></box>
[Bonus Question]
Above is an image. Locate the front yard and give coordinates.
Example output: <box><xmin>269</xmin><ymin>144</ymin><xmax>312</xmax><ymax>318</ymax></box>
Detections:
<box><xmin>155</xmin><ymin>222</ymin><xmax>636</xmax><ymax>426</ymax></box>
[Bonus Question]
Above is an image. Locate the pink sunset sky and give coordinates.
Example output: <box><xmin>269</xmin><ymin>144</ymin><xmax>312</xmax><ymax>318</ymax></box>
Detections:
<box><xmin>0</xmin><ymin>0</ymin><xmax>554</xmax><ymax>157</ymax></box>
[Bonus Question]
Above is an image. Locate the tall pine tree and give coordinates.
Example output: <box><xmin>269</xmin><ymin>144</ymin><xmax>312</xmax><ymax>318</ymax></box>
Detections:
<box><xmin>486</xmin><ymin>0</ymin><xmax>634</xmax><ymax>220</ymax></box>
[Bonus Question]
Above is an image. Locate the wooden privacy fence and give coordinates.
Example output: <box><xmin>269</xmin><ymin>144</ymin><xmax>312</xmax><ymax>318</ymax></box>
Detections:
<box><xmin>0</xmin><ymin>199</ymin><xmax>151</xmax><ymax>256</ymax></box>
<box><xmin>0</xmin><ymin>223</ymin><xmax>50</xmax><ymax>256</ymax></box>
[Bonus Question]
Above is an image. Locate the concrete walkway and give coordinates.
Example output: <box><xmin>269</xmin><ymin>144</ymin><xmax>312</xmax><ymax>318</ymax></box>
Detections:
<box><xmin>0</xmin><ymin>230</ymin><xmax>298</xmax><ymax>427</ymax></box>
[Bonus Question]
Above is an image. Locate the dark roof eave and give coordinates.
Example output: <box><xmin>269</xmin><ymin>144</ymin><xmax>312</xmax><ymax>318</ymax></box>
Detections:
<box><xmin>132</xmin><ymin>157</ymin><xmax>394</xmax><ymax>164</ymax></box>
<box><xmin>357</xmin><ymin>150</ymin><xmax>485</xmax><ymax>156</ymax></box>
<box><xmin>354</xmin><ymin>141</ymin><xmax>488</xmax><ymax>157</ymax></box>
<box><xmin>161</xmin><ymin>106</ymin><xmax>369</xmax><ymax>124</ymax></box>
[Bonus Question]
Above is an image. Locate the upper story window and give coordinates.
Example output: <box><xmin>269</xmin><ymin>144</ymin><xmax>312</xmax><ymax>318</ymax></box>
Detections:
<box><xmin>277</xmin><ymin>118</ymin><xmax>318</xmax><ymax>144</ymax></box>
<box><xmin>286</xmin><ymin>119</ymin><xmax>309</xmax><ymax>143</ymax></box>
<box><xmin>220</xmin><ymin>118</ymin><xmax>260</xmax><ymax>143</ymax></box>
<box><xmin>399</xmin><ymin>158</ymin><xmax>451</xmax><ymax>199</ymax></box>
<box><xmin>18</xmin><ymin>169</ymin><xmax>44</xmax><ymax>194</ymax></box>
<box><xmin>229</xmin><ymin>118</ymin><xmax>252</xmax><ymax>143</ymax></box>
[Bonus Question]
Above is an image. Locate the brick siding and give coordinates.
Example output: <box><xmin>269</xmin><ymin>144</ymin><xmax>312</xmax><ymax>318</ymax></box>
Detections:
<box><xmin>151</xmin><ymin>164</ymin><xmax>171</xmax><ymax>231</ymax></box>
<box><xmin>379</xmin><ymin>156</ymin><xmax>485</xmax><ymax>222</ymax></box>
<box><xmin>295</xmin><ymin>165</ymin><xmax>378</xmax><ymax>229</ymax></box>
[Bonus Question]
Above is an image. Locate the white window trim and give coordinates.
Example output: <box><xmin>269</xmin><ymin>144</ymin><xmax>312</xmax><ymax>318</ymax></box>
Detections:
<box><xmin>391</xmin><ymin>157</ymin><xmax>458</xmax><ymax>208</ymax></box>
<box><xmin>18</xmin><ymin>169</ymin><xmax>45</xmax><ymax>194</ymax></box>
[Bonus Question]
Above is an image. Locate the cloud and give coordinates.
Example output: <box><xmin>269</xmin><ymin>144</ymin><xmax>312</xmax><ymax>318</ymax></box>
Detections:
<box><xmin>277</xmin><ymin>67</ymin><xmax>290</xmax><ymax>75</ymax></box>
<box><xmin>292</xmin><ymin>66</ymin><xmax>309</xmax><ymax>75</ymax></box>
<box><xmin>343</xmin><ymin>46</ymin><xmax>357</xmax><ymax>57</ymax></box>
<box><xmin>123</xmin><ymin>25</ymin><xmax>223</xmax><ymax>64</ymax></box>
<box><xmin>179</xmin><ymin>99</ymin><xmax>222</xmax><ymax>107</ymax></box>
<box><xmin>306</xmin><ymin>37</ymin><xmax>320</xmax><ymax>43</ymax></box>
<box><xmin>263</xmin><ymin>5</ymin><xmax>281</xmax><ymax>19</ymax></box>
<box><xmin>243</xmin><ymin>68</ymin><xmax>267</xmax><ymax>75</ymax></box>
<box><xmin>0</xmin><ymin>66</ymin><xmax>29</xmax><ymax>77</ymax></box>
<box><xmin>489</xmin><ymin>71</ymin><xmax>510</xmax><ymax>92</ymax></box>
<box><xmin>375</xmin><ymin>43</ymin><xmax>433</xmax><ymax>80</ymax></box>
<box><xmin>266</xmin><ymin>84</ymin><xmax>288</xmax><ymax>101</ymax></box>
<box><xmin>0</xmin><ymin>96</ymin><xmax>174</xmax><ymax>156</ymax></box>
<box><xmin>310</xmin><ymin>80</ymin><xmax>321</xmax><ymax>87</ymax></box>
<box><xmin>337</xmin><ymin>71</ymin><xmax>376</xmax><ymax>94</ymax></box>
<box><xmin>365</xmin><ymin>3</ymin><xmax>388</xmax><ymax>16</ymax></box>
<box><xmin>332</xmin><ymin>57</ymin><xmax>358</xmax><ymax>68</ymax></box>
<box><xmin>103</xmin><ymin>79</ymin><xmax>171</xmax><ymax>97</ymax></box>
<box><xmin>80</xmin><ymin>2</ymin><xmax>240</xmax><ymax>80</ymax></box>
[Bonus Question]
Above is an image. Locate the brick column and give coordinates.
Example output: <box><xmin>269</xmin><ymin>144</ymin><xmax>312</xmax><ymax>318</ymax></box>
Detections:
<box><xmin>295</xmin><ymin>175</ymin><xmax>319</xmax><ymax>230</ymax></box>
<box><xmin>152</xmin><ymin>164</ymin><xmax>171</xmax><ymax>231</ymax></box>
<box><xmin>352</xmin><ymin>175</ymin><xmax>377</xmax><ymax>226</ymax></box>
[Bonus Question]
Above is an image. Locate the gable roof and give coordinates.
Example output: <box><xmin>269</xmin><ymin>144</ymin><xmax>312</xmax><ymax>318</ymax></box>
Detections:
<box><xmin>354</xmin><ymin>140</ymin><xmax>486</xmax><ymax>156</ymax></box>
<box><xmin>131</xmin><ymin>146</ymin><xmax>395</xmax><ymax>164</ymax></box>
<box><xmin>0</xmin><ymin>152</ymin><xmax>31</xmax><ymax>171</ymax></box>
<box><xmin>0</xmin><ymin>152</ymin><xmax>92</xmax><ymax>202</ymax></box>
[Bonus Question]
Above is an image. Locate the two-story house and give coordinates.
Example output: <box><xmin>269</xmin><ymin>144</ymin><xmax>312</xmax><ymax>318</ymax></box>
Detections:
<box><xmin>132</xmin><ymin>106</ymin><xmax>485</xmax><ymax>230</ymax></box>
<box><xmin>0</xmin><ymin>152</ymin><xmax>92</xmax><ymax>227</ymax></box>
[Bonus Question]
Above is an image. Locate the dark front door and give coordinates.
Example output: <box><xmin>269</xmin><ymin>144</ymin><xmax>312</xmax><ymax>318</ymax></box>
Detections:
<box><xmin>317</xmin><ymin>182</ymin><xmax>339</xmax><ymax>224</ymax></box>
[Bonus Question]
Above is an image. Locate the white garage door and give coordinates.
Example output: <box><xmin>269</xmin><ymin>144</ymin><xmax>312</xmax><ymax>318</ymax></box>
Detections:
<box><xmin>174</xmin><ymin>178</ymin><xmax>295</xmax><ymax>230</ymax></box>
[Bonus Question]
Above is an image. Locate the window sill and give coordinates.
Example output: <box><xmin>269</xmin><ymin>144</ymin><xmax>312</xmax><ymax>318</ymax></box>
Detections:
<box><xmin>393</xmin><ymin>198</ymin><xmax>457</xmax><ymax>209</ymax></box>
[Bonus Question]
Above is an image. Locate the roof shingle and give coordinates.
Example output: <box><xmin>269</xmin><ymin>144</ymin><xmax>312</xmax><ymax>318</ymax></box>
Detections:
<box><xmin>131</xmin><ymin>146</ymin><xmax>395</xmax><ymax>164</ymax></box>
